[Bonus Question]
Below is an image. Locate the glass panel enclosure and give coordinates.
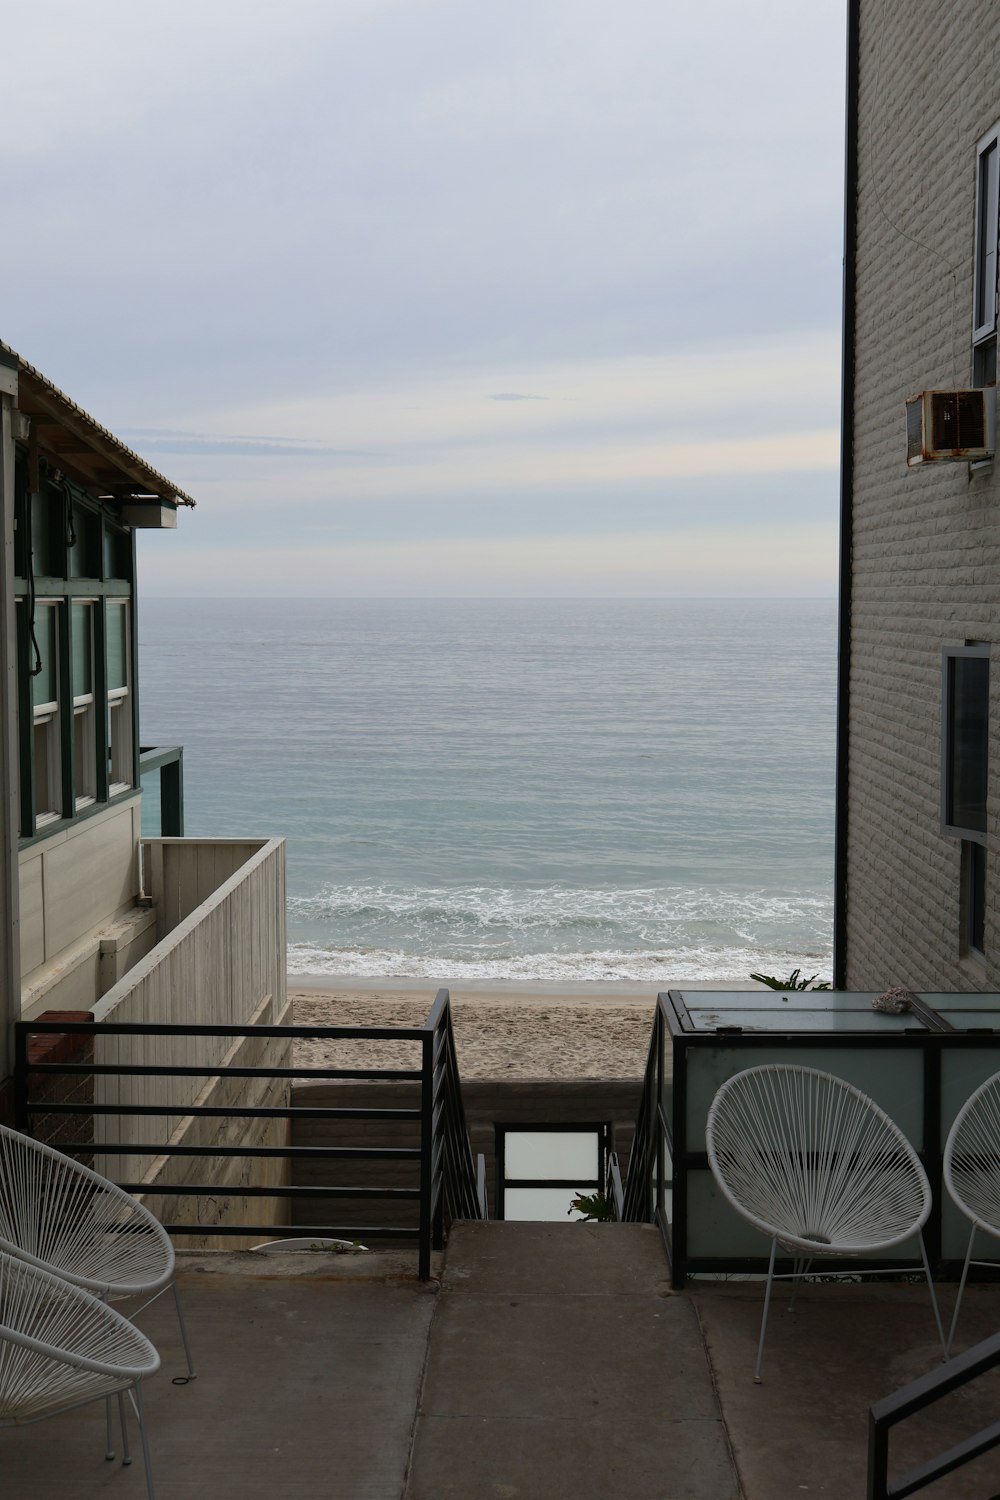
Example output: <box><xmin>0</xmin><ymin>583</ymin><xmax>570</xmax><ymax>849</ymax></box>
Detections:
<box><xmin>658</xmin><ymin>990</ymin><xmax>1000</xmax><ymax>1285</ymax></box>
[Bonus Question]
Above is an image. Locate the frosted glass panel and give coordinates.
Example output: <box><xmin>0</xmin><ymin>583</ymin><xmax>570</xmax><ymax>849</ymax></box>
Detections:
<box><xmin>504</xmin><ymin>1188</ymin><xmax>589</xmax><ymax>1221</ymax></box>
<box><xmin>72</xmin><ymin>604</ymin><xmax>92</xmax><ymax>695</ymax></box>
<box><xmin>106</xmin><ymin>604</ymin><xmax>127</xmax><ymax>690</ymax></box>
<box><xmin>687</xmin><ymin>1045</ymin><xmax>924</xmax><ymax>1151</ymax></box>
<box><xmin>504</xmin><ymin>1131</ymin><xmax>598</xmax><ymax>1180</ymax></box>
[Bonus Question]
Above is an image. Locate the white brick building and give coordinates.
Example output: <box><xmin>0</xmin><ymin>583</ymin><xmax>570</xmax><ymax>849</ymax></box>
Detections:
<box><xmin>837</xmin><ymin>0</ymin><xmax>1000</xmax><ymax>988</ymax></box>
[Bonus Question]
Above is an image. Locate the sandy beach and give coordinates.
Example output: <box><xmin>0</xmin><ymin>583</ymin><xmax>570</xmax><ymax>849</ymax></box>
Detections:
<box><xmin>290</xmin><ymin>978</ymin><xmax>759</xmax><ymax>1080</ymax></box>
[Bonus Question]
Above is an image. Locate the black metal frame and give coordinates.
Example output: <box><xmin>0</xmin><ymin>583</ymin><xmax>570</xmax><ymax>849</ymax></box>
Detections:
<box><xmin>868</xmin><ymin>1331</ymin><xmax>1000</xmax><ymax>1499</ymax></box>
<box><xmin>621</xmin><ymin>991</ymin><xmax>1000</xmax><ymax>1289</ymax></box>
<box><xmin>138</xmin><ymin>744</ymin><xmax>185</xmax><ymax>835</ymax></box>
<box><xmin>494</xmin><ymin>1121</ymin><xmax>608</xmax><ymax>1220</ymax></box>
<box><xmin>13</xmin><ymin>987</ymin><xmax>485</xmax><ymax>1280</ymax></box>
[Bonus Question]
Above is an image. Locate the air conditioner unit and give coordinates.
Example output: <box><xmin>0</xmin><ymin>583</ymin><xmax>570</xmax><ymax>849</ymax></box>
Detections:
<box><xmin>905</xmin><ymin>389</ymin><xmax>993</xmax><ymax>465</ymax></box>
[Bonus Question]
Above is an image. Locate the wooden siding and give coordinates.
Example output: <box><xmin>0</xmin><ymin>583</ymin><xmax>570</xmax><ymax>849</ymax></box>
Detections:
<box><xmin>18</xmin><ymin>798</ymin><xmax>140</xmax><ymax>977</ymax></box>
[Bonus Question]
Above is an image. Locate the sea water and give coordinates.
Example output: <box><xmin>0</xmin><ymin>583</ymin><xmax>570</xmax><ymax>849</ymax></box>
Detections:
<box><xmin>137</xmin><ymin>597</ymin><xmax>836</xmax><ymax>984</ymax></box>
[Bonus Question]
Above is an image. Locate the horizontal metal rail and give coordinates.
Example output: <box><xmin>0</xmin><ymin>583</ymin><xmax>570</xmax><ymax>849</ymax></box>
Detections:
<box><xmin>868</xmin><ymin>1331</ymin><xmax>1000</xmax><ymax>1499</ymax></box>
<box><xmin>13</xmin><ymin>989</ymin><xmax>485</xmax><ymax>1276</ymax></box>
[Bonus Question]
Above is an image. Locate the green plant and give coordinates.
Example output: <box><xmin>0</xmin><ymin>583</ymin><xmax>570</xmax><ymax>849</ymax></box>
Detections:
<box><xmin>568</xmin><ymin>1190</ymin><xmax>615</xmax><ymax>1222</ymax></box>
<box><xmin>749</xmin><ymin>967</ymin><xmax>831</xmax><ymax>994</ymax></box>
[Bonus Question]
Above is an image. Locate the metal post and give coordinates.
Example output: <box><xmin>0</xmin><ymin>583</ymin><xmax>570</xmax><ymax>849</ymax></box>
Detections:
<box><xmin>418</xmin><ymin>1025</ymin><xmax>434</xmax><ymax>1279</ymax></box>
<box><xmin>161</xmin><ymin>751</ymin><xmax>184</xmax><ymax>836</ymax></box>
<box><xmin>0</xmin><ymin>358</ymin><xmax>21</xmax><ymax>1094</ymax></box>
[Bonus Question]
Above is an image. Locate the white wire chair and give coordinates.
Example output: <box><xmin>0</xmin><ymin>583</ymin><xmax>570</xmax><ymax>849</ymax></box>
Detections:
<box><xmin>0</xmin><ymin>1249</ymin><xmax>160</xmax><ymax>1498</ymax></box>
<box><xmin>0</xmin><ymin>1125</ymin><xmax>194</xmax><ymax>1383</ymax></box>
<box><xmin>943</xmin><ymin>1069</ymin><xmax>1000</xmax><ymax>1353</ymax></box>
<box><xmin>706</xmin><ymin>1064</ymin><xmax>945</xmax><ymax>1382</ymax></box>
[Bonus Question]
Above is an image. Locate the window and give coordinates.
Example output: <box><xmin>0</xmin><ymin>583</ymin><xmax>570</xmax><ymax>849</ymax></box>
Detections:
<box><xmin>71</xmin><ymin>601</ymin><xmax>96</xmax><ymax>808</ymax></box>
<box><xmin>965</xmin><ymin>840</ymin><xmax>987</xmax><ymax>957</ymax></box>
<box><xmin>31</xmin><ymin>602</ymin><xmax>62</xmax><ymax>826</ymax></box>
<box><xmin>495</xmin><ymin>1125</ymin><xmax>608</xmax><ymax>1221</ymax></box>
<box><xmin>974</xmin><ymin>125</ymin><xmax>1000</xmax><ymax>387</ymax></box>
<box><xmin>105</xmin><ymin>600</ymin><xmax>132</xmax><ymax>794</ymax></box>
<box><xmin>944</xmin><ymin>645</ymin><xmax>990</xmax><ymax>958</ymax></box>
<box><xmin>14</xmin><ymin>471</ymin><xmax>137</xmax><ymax>842</ymax></box>
<box><xmin>943</xmin><ymin>646</ymin><xmax>989</xmax><ymax>839</ymax></box>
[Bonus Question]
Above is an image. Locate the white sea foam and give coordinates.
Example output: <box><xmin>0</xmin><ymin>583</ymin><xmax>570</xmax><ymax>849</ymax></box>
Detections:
<box><xmin>286</xmin><ymin>880</ymin><xmax>833</xmax><ymax>983</ymax></box>
<box><xmin>286</xmin><ymin>941</ymin><xmax>831</xmax><ymax>983</ymax></box>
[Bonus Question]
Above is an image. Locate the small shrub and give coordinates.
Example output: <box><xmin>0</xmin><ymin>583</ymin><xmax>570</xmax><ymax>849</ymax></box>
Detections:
<box><xmin>568</xmin><ymin>1190</ymin><xmax>615</xmax><ymax>1222</ymax></box>
<box><xmin>749</xmin><ymin>968</ymin><xmax>831</xmax><ymax>995</ymax></box>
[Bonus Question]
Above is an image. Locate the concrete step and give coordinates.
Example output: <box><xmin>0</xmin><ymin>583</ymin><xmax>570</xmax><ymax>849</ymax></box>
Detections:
<box><xmin>404</xmin><ymin>1221</ymin><xmax>740</xmax><ymax>1500</ymax></box>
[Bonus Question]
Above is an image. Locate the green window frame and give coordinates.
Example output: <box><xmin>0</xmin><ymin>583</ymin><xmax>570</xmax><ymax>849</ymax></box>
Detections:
<box><xmin>14</xmin><ymin>470</ymin><xmax>138</xmax><ymax>844</ymax></box>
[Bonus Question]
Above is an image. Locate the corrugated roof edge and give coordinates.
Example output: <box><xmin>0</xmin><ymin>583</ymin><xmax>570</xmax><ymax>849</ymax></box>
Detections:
<box><xmin>0</xmin><ymin>337</ymin><xmax>196</xmax><ymax>508</ymax></box>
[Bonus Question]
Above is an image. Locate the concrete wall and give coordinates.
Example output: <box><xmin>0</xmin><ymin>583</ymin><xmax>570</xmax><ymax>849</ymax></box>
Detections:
<box><xmin>289</xmin><ymin>1078</ymin><xmax>642</xmax><ymax>1234</ymax></box>
<box><xmin>844</xmin><ymin>0</ymin><xmax>1000</xmax><ymax>988</ymax></box>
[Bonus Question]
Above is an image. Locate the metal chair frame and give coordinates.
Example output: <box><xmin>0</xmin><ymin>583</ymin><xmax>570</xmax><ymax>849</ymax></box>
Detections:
<box><xmin>706</xmin><ymin>1063</ymin><xmax>945</xmax><ymax>1382</ymax></box>
<box><xmin>0</xmin><ymin>1249</ymin><xmax>160</xmax><ymax>1498</ymax></box>
<box><xmin>0</xmin><ymin>1123</ymin><xmax>194</xmax><ymax>1382</ymax></box>
<box><xmin>943</xmin><ymin>1068</ymin><xmax>1000</xmax><ymax>1353</ymax></box>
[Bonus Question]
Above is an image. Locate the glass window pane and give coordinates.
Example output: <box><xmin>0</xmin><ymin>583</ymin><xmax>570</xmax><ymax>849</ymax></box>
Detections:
<box><xmin>504</xmin><ymin>1188</ymin><xmax>592</xmax><ymax>1221</ymax></box>
<box><xmin>108</xmin><ymin>697</ymin><xmax>132</xmax><ymax>788</ymax></box>
<box><xmin>31</xmin><ymin>605</ymin><xmax>58</xmax><ymax>707</ymax></box>
<box><xmin>72</xmin><ymin>603</ymin><xmax>92</xmax><ymax>697</ymax></box>
<box><xmin>504</xmin><ymin>1131</ymin><xmax>599</xmax><ymax>1181</ymax></box>
<box><xmin>106</xmin><ymin>603</ymin><xmax>128</xmax><ymax>690</ymax></box>
<box><xmin>948</xmin><ymin>654</ymin><xmax>989</xmax><ymax>833</ymax></box>
<box><xmin>74</xmin><ymin>703</ymin><xmax>95</xmax><ymax>804</ymax></box>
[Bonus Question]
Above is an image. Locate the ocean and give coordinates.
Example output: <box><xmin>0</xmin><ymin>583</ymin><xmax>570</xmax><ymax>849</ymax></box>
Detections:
<box><xmin>137</xmin><ymin>597</ymin><xmax>837</xmax><ymax>985</ymax></box>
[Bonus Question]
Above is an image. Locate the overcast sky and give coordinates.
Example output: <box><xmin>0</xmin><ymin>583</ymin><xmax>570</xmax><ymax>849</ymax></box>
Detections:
<box><xmin>4</xmin><ymin>0</ymin><xmax>847</xmax><ymax>596</ymax></box>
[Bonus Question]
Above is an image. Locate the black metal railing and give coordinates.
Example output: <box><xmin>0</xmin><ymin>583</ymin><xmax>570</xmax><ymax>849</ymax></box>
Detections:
<box><xmin>138</xmin><ymin>744</ymin><xmax>184</xmax><ymax>836</ymax></box>
<box><xmin>13</xmin><ymin>987</ymin><xmax>484</xmax><ymax>1279</ymax></box>
<box><xmin>620</xmin><ymin>995</ymin><xmax>671</xmax><ymax>1240</ymax></box>
<box><xmin>607</xmin><ymin>1151</ymin><xmax>624</xmax><ymax>1219</ymax></box>
<box><xmin>868</xmin><ymin>1330</ymin><xmax>1000</xmax><ymax>1498</ymax></box>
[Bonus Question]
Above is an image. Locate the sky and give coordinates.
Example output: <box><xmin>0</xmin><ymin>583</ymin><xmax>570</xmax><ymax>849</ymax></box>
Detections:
<box><xmin>3</xmin><ymin>0</ymin><xmax>847</xmax><ymax>597</ymax></box>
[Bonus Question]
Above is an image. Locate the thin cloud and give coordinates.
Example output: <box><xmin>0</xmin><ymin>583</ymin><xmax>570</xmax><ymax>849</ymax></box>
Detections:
<box><xmin>489</xmin><ymin>392</ymin><xmax>546</xmax><ymax>402</ymax></box>
<box><xmin>119</xmin><ymin>428</ymin><xmax>374</xmax><ymax>459</ymax></box>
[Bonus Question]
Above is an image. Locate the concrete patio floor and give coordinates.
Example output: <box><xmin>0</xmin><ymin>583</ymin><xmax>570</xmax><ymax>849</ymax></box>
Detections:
<box><xmin>3</xmin><ymin>1228</ymin><xmax>1000</xmax><ymax>1499</ymax></box>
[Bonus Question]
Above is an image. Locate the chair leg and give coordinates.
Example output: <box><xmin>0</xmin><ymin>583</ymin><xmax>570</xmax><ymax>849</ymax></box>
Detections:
<box><xmin>947</xmin><ymin>1225</ymin><xmax>977</xmax><ymax>1357</ymax></box>
<box><xmin>172</xmin><ymin>1279</ymin><xmax>196</xmax><ymax>1380</ymax></box>
<box><xmin>130</xmin><ymin>1384</ymin><xmax>156</xmax><ymax>1500</ymax></box>
<box><xmin>754</xmin><ymin>1237</ymin><xmax>778</xmax><ymax>1384</ymax></box>
<box><xmin>105</xmin><ymin>1394</ymin><xmax>115</xmax><ymax>1460</ymax></box>
<box><xmin>917</xmin><ymin>1233</ymin><xmax>947</xmax><ymax>1359</ymax></box>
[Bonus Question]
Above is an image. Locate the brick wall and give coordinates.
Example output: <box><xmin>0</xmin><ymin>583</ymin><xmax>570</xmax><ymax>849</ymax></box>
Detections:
<box><xmin>12</xmin><ymin>1011</ymin><xmax>96</xmax><ymax>1158</ymax></box>
<box><xmin>845</xmin><ymin>0</ymin><xmax>1000</xmax><ymax>988</ymax></box>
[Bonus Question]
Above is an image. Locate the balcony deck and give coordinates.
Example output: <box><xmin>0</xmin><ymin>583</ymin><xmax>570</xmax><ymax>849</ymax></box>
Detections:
<box><xmin>3</xmin><ymin>1226</ymin><xmax>1000</xmax><ymax>1499</ymax></box>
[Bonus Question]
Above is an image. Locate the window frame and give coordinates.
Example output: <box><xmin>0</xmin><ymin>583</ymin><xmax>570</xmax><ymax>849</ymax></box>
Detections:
<box><xmin>974</xmin><ymin>123</ymin><xmax>1000</xmax><ymax>388</ymax></box>
<box><xmin>71</xmin><ymin>598</ymin><xmax>97</xmax><ymax>810</ymax></box>
<box><xmin>105</xmin><ymin>597</ymin><xmax>133</xmax><ymax>796</ymax></box>
<box><xmin>30</xmin><ymin>600</ymin><xmax>63</xmax><ymax>827</ymax></box>
<box><xmin>13</xmin><ymin>469</ymin><xmax>138</xmax><ymax>845</ymax></box>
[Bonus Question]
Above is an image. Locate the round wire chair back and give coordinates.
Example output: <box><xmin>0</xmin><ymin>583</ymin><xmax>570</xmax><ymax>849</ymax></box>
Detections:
<box><xmin>0</xmin><ymin>1124</ymin><xmax>174</xmax><ymax>1297</ymax></box>
<box><xmin>943</xmin><ymin>1069</ymin><xmax>1000</xmax><ymax>1239</ymax></box>
<box><xmin>0</xmin><ymin>1249</ymin><xmax>160</xmax><ymax>1424</ymax></box>
<box><xmin>706</xmin><ymin>1063</ymin><xmax>931</xmax><ymax>1256</ymax></box>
